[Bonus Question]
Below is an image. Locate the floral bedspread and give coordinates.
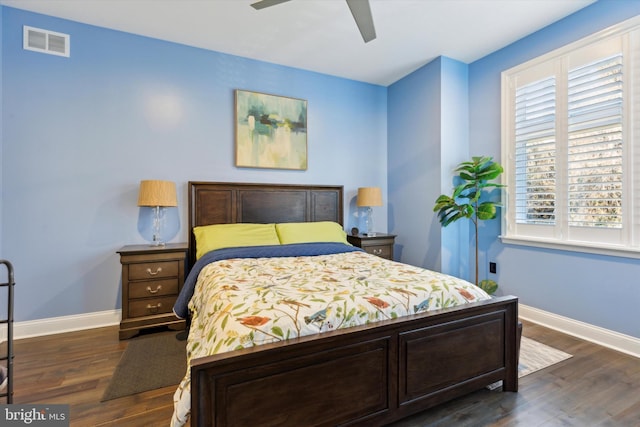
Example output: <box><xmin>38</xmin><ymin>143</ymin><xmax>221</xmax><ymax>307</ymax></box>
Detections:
<box><xmin>171</xmin><ymin>248</ymin><xmax>490</xmax><ymax>426</ymax></box>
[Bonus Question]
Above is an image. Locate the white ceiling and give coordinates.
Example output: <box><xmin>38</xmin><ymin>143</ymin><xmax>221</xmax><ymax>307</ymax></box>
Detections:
<box><xmin>0</xmin><ymin>0</ymin><xmax>596</xmax><ymax>86</ymax></box>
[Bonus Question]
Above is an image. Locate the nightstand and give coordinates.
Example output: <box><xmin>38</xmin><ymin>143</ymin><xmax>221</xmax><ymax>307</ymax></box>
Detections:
<box><xmin>117</xmin><ymin>243</ymin><xmax>188</xmax><ymax>339</ymax></box>
<box><xmin>347</xmin><ymin>233</ymin><xmax>396</xmax><ymax>260</ymax></box>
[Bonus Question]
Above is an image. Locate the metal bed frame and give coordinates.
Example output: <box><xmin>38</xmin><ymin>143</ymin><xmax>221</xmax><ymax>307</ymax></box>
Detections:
<box><xmin>0</xmin><ymin>260</ymin><xmax>14</xmax><ymax>403</ymax></box>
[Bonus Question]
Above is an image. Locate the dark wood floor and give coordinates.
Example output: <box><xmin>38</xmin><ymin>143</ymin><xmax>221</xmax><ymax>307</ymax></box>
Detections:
<box><xmin>6</xmin><ymin>320</ymin><xmax>640</xmax><ymax>426</ymax></box>
<box><xmin>390</xmin><ymin>321</ymin><xmax>640</xmax><ymax>427</ymax></box>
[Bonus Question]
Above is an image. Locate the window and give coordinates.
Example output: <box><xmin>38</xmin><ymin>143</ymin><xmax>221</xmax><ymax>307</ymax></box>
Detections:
<box><xmin>501</xmin><ymin>17</ymin><xmax>640</xmax><ymax>258</ymax></box>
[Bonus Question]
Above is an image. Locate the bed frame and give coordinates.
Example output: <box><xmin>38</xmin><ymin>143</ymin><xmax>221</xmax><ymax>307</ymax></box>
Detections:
<box><xmin>187</xmin><ymin>181</ymin><xmax>519</xmax><ymax>427</ymax></box>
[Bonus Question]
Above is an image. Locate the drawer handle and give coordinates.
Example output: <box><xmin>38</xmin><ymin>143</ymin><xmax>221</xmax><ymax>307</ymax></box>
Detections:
<box><xmin>146</xmin><ymin>285</ymin><xmax>162</xmax><ymax>294</ymax></box>
<box><xmin>147</xmin><ymin>302</ymin><xmax>162</xmax><ymax>313</ymax></box>
<box><xmin>373</xmin><ymin>248</ymin><xmax>383</xmax><ymax>255</ymax></box>
<box><xmin>146</xmin><ymin>267</ymin><xmax>163</xmax><ymax>276</ymax></box>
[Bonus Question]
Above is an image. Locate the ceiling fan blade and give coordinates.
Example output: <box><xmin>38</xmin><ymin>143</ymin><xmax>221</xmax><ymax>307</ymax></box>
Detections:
<box><xmin>345</xmin><ymin>0</ymin><xmax>376</xmax><ymax>43</ymax></box>
<box><xmin>250</xmin><ymin>0</ymin><xmax>292</xmax><ymax>10</ymax></box>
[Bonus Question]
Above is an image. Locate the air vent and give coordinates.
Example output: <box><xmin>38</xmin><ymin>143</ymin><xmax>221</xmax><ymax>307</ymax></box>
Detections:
<box><xmin>23</xmin><ymin>26</ymin><xmax>70</xmax><ymax>57</ymax></box>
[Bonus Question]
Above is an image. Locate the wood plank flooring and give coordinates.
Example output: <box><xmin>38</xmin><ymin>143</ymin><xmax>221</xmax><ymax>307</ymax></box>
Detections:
<box><xmin>5</xmin><ymin>320</ymin><xmax>640</xmax><ymax>426</ymax></box>
<box><xmin>391</xmin><ymin>321</ymin><xmax>640</xmax><ymax>427</ymax></box>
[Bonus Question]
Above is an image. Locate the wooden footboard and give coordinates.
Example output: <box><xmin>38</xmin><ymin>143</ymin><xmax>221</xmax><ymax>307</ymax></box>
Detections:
<box><xmin>191</xmin><ymin>295</ymin><xmax>518</xmax><ymax>426</ymax></box>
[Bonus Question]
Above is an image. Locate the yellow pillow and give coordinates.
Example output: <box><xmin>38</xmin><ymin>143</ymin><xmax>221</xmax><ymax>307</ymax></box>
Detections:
<box><xmin>275</xmin><ymin>221</ymin><xmax>349</xmax><ymax>245</ymax></box>
<box><xmin>193</xmin><ymin>223</ymin><xmax>280</xmax><ymax>259</ymax></box>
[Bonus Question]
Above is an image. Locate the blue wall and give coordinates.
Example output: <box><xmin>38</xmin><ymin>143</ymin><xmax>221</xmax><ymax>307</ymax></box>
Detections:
<box><xmin>2</xmin><ymin>1</ymin><xmax>639</xmax><ymax>340</ymax></box>
<box><xmin>438</xmin><ymin>57</ymin><xmax>470</xmax><ymax>280</ymax></box>
<box><xmin>388</xmin><ymin>56</ymin><xmax>470</xmax><ymax>279</ymax></box>
<box><xmin>0</xmin><ymin>7</ymin><xmax>387</xmax><ymax>322</ymax></box>
<box><xmin>468</xmin><ymin>0</ymin><xmax>640</xmax><ymax>338</ymax></box>
<box><xmin>388</xmin><ymin>0</ymin><xmax>640</xmax><ymax>339</ymax></box>
<box><xmin>388</xmin><ymin>58</ymin><xmax>443</xmax><ymax>271</ymax></box>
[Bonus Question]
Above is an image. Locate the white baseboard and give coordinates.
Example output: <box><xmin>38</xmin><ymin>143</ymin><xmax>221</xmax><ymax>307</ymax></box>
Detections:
<box><xmin>519</xmin><ymin>304</ymin><xmax>640</xmax><ymax>359</ymax></box>
<box><xmin>1</xmin><ymin>306</ymin><xmax>638</xmax><ymax>360</ymax></box>
<box><xmin>0</xmin><ymin>310</ymin><xmax>121</xmax><ymax>341</ymax></box>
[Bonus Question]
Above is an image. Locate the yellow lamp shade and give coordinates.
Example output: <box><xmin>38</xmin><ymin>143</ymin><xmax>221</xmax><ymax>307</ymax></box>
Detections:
<box><xmin>137</xmin><ymin>180</ymin><xmax>177</xmax><ymax>207</ymax></box>
<box><xmin>356</xmin><ymin>187</ymin><xmax>382</xmax><ymax>207</ymax></box>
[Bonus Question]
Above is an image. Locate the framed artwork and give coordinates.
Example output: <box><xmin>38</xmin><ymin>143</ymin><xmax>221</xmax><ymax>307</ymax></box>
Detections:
<box><xmin>235</xmin><ymin>90</ymin><xmax>308</xmax><ymax>170</ymax></box>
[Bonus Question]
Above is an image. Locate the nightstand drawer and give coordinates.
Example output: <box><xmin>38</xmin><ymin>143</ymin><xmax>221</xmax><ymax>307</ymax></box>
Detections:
<box><xmin>347</xmin><ymin>233</ymin><xmax>396</xmax><ymax>260</ymax></box>
<box><xmin>128</xmin><ymin>278</ymin><xmax>179</xmax><ymax>299</ymax></box>
<box><xmin>128</xmin><ymin>261</ymin><xmax>179</xmax><ymax>281</ymax></box>
<box><xmin>363</xmin><ymin>245</ymin><xmax>392</xmax><ymax>259</ymax></box>
<box><xmin>118</xmin><ymin>243</ymin><xmax>188</xmax><ymax>339</ymax></box>
<box><xmin>128</xmin><ymin>296</ymin><xmax>177</xmax><ymax>318</ymax></box>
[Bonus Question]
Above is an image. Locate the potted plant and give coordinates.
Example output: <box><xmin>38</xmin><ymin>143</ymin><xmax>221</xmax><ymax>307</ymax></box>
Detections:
<box><xmin>433</xmin><ymin>156</ymin><xmax>504</xmax><ymax>294</ymax></box>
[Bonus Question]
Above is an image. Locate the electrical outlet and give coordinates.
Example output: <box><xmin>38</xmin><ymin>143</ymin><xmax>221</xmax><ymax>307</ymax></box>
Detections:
<box><xmin>489</xmin><ymin>262</ymin><xmax>497</xmax><ymax>274</ymax></box>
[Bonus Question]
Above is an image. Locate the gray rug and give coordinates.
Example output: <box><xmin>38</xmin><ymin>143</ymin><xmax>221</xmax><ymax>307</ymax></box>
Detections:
<box><xmin>488</xmin><ymin>336</ymin><xmax>572</xmax><ymax>390</ymax></box>
<box><xmin>102</xmin><ymin>333</ymin><xmax>570</xmax><ymax>400</ymax></box>
<box><xmin>102</xmin><ymin>331</ymin><xmax>187</xmax><ymax>401</ymax></box>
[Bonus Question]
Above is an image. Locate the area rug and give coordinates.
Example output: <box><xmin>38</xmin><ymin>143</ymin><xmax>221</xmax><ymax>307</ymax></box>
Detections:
<box><xmin>103</xmin><ymin>332</ymin><xmax>570</xmax><ymax>399</ymax></box>
<box><xmin>488</xmin><ymin>336</ymin><xmax>572</xmax><ymax>390</ymax></box>
<box><xmin>102</xmin><ymin>331</ymin><xmax>187</xmax><ymax>401</ymax></box>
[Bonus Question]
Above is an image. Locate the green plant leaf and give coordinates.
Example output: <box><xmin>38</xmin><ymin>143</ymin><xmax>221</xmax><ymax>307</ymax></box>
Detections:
<box><xmin>462</xmin><ymin>204</ymin><xmax>475</xmax><ymax>216</ymax></box>
<box><xmin>468</xmin><ymin>191</ymin><xmax>481</xmax><ymax>203</ymax></box>
<box><xmin>477</xmin><ymin>202</ymin><xmax>497</xmax><ymax>220</ymax></box>
<box><xmin>477</xmin><ymin>167</ymin><xmax>503</xmax><ymax>181</ymax></box>
<box><xmin>478</xmin><ymin>279</ymin><xmax>498</xmax><ymax>295</ymax></box>
<box><xmin>437</xmin><ymin>210</ymin><xmax>458</xmax><ymax>226</ymax></box>
<box><xmin>453</xmin><ymin>188</ymin><xmax>470</xmax><ymax>200</ymax></box>
<box><xmin>471</xmin><ymin>155</ymin><xmax>489</xmax><ymax>163</ymax></box>
<box><xmin>455</xmin><ymin>162</ymin><xmax>475</xmax><ymax>171</ymax></box>
<box><xmin>458</xmin><ymin>171</ymin><xmax>475</xmax><ymax>181</ymax></box>
<box><xmin>435</xmin><ymin>194</ymin><xmax>453</xmax><ymax>203</ymax></box>
<box><xmin>477</xmin><ymin>182</ymin><xmax>504</xmax><ymax>190</ymax></box>
<box><xmin>433</xmin><ymin>195</ymin><xmax>455</xmax><ymax>211</ymax></box>
<box><xmin>433</xmin><ymin>154</ymin><xmax>505</xmax><ymax>272</ymax></box>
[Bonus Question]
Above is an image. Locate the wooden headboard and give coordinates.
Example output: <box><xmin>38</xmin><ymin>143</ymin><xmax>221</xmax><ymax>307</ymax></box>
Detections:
<box><xmin>188</xmin><ymin>182</ymin><xmax>344</xmax><ymax>266</ymax></box>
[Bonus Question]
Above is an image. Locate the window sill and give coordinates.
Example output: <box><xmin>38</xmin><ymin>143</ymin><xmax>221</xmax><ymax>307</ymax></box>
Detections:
<box><xmin>500</xmin><ymin>235</ymin><xmax>640</xmax><ymax>260</ymax></box>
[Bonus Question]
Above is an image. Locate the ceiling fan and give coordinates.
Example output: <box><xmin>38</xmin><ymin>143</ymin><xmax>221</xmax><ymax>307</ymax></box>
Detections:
<box><xmin>250</xmin><ymin>0</ymin><xmax>376</xmax><ymax>43</ymax></box>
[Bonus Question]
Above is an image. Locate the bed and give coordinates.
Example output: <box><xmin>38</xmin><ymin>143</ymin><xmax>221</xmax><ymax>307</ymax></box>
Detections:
<box><xmin>171</xmin><ymin>181</ymin><xmax>519</xmax><ymax>427</ymax></box>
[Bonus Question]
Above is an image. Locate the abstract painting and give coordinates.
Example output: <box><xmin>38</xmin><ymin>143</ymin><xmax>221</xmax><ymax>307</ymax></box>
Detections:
<box><xmin>235</xmin><ymin>90</ymin><xmax>307</xmax><ymax>170</ymax></box>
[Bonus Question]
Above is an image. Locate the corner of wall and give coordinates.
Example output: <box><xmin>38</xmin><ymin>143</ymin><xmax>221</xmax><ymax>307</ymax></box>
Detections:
<box><xmin>387</xmin><ymin>56</ymin><xmax>472</xmax><ymax>281</ymax></box>
<box><xmin>439</xmin><ymin>56</ymin><xmax>471</xmax><ymax>281</ymax></box>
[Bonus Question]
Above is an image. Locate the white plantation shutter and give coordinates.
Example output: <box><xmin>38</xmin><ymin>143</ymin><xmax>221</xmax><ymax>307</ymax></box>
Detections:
<box><xmin>567</xmin><ymin>55</ymin><xmax>623</xmax><ymax>229</ymax></box>
<box><xmin>514</xmin><ymin>76</ymin><xmax>557</xmax><ymax>225</ymax></box>
<box><xmin>503</xmin><ymin>18</ymin><xmax>640</xmax><ymax>256</ymax></box>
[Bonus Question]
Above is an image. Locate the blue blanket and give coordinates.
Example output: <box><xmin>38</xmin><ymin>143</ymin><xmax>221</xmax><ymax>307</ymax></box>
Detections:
<box><xmin>173</xmin><ymin>242</ymin><xmax>363</xmax><ymax>319</ymax></box>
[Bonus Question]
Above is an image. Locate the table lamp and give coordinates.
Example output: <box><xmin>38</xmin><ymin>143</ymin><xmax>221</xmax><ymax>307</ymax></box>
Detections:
<box><xmin>137</xmin><ymin>180</ymin><xmax>177</xmax><ymax>246</ymax></box>
<box><xmin>357</xmin><ymin>187</ymin><xmax>382</xmax><ymax>236</ymax></box>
